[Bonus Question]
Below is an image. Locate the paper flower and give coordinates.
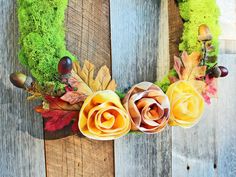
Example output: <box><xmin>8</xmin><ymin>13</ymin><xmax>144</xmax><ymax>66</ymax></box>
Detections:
<box><xmin>79</xmin><ymin>90</ymin><xmax>131</xmax><ymax>140</ymax></box>
<box><xmin>123</xmin><ymin>82</ymin><xmax>170</xmax><ymax>133</ymax></box>
<box><xmin>166</xmin><ymin>80</ymin><xmax>205</xmax><ymax>128</ymax></box>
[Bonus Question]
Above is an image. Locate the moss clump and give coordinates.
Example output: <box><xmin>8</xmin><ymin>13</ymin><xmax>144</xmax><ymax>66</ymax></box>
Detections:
<box><xmin>155</xmin><ymin>69</ymin><xmax>177</xmax><ymax>93</ymax></box>
<box><xmin>177</xmin><ymin>0</ymin><xmax>221</xmax><ymax>56</ymax></box>
<box><xmin>17</xmin><ymin>0</ymin><xmax>75</xmax><ymax>83</ymax></box>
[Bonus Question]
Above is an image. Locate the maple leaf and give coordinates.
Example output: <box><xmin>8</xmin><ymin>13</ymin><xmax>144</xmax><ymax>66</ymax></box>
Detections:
<box><xmin>61</xmin><ymin>60</ymin><xmax>117</xmax><ymax>104</ymax></box>
<box><xmin>174</xmin><ymin>51</ymin><xmax>207</xmax><ymax>80</ymax></box>
<box><xmin>35</xmin><ymin>96</ymin><xmax>81</xmax><ymax>131</ymax></box>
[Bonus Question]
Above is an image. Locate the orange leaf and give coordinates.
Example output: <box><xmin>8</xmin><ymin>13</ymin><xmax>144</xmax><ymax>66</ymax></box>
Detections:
<box><xmin>174</xmin><ymin>51</ymin><xmax>206</xmax><ymax>80</ymax></box>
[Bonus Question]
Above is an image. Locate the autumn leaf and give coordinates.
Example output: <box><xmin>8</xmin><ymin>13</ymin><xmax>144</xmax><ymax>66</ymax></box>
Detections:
<box><xmin>174</xmin><ymin>51</ymin><xmax>206</xmax><ymax>80</ymax></box>
<box><xmin>72</xmin><ymin>60</ymin><xmax>117</xmax><ymax>91</ymax></box>
<box><xmin>61</xmin><ymin>60</ymin><xmax>117</xmax><ymax>104</ymax></box>
<box><xmin>35</xmin><ymin>96</ymin><xmax>81</xmax><ymax>131</ymax></box>
<box><xmin>60</xmin><ymin>76</ymin><xmax>93</xmax><ymax>104</ymax></box>
<box><xmin>174</xmin><ymin>51</ymin><xmax>207</xmax><ymax>93</ymax></box>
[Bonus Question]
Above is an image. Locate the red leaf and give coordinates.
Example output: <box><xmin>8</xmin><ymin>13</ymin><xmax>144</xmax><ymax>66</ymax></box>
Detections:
<box><xmin>35</xmin><ymin>96</ymin><xmax>81</xmax><ymax>131</ymax></box>
<box><xmin>71</xmin><ymin>117</ymin><xmax>79</xmax><ymax>133</ymax></box>
<box><xmin>44</xmin><ymin>111</ymin><xmax>78</xmax><ymax>131</ymax></box>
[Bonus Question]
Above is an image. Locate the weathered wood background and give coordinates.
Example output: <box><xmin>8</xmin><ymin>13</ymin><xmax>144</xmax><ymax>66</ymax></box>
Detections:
<box><xmin>0</xmin><ymin>0</ymin><xmax>236</xmax><ymax>177</ymax></box>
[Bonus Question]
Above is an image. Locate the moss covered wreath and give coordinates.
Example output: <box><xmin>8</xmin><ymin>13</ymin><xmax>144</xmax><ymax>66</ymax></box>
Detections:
<box><xmin>10</xmin><ymin>0</ymin><xmax>228</xmax><ymax>140</ymax></box>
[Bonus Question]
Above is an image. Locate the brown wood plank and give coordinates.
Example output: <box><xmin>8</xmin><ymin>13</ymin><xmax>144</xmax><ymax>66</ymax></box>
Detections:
<box><xmin>44</xmin><ymin>1</ymin><xmax>114</xmax><ymax>177</ymax></box>
<box><xmin>168</xmin><ymin>0</ymin><xmax>183</xmax><ymax>66</ymax></box>
<box><xmin>111</xmin><ymin>0</ymin><xmax>171</xmax><ymax>176</ymax></box>
<box><xmin>0</xmin><ymin>0</ymin><xmax>46</xmax><ymax>177</ymax></box>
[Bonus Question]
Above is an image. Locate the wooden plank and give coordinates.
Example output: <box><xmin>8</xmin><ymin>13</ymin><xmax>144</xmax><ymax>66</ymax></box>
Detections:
<box><xmin>168</xmin><ymin>0</ymin><xmax>183</xmax><ymax>66</ymax></box>
<box><xmin>0</xmin><ymin>0</ymin><xmax>46</xmax><ymax>177</ymax></box>
<box><xmin>216</xmin><ymin>54</ymin><xmax>236</xmax><ymax>177</ymax></box>
<box><xmin>111</xmin><ymin>0</ymin><xmax>172</xmax><ymax>176</ymax></box>
<box><xmin>44</xmin><ymin>0</ymin><xmax>114</xmax><ymax>177</ymax></box>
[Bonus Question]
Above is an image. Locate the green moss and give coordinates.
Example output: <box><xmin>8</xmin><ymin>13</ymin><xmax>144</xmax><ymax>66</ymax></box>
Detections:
<box><xmin>178</xmin><ymin>0</ymin><xmax>221</xmax><ymax>57</ymax></box>
<box><xmin>17</xmin><ymin>0</ymin><xmax>75</xmax><ymax>83</ymax></box>
<box><xmin>155</xmin><ymin>69</ymin><xmax>177</xmax><ymax>93</ymax></box>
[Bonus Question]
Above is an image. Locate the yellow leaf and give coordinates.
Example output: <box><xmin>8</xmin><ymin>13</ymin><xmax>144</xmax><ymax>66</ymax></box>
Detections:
<box><xmin>72</xmin><ymin>60</ymin><xmax>117</xmax><ymax>92</ymax></box>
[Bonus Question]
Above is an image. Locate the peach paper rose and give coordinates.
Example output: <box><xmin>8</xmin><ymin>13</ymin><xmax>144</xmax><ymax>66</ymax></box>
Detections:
<box><xmin>166</xmin><ymin>80</ymin><xmax>205</xmax><ymax>128</ymax></box>
<box><xmin>79</xmin><ymin>90</ymin><xmax>131</xmax><ymax>140</ymax></box>
<box><xmin>123</xmin><ymin>82</ymin><xmax>170</xmax><ymax>133</ymax></box>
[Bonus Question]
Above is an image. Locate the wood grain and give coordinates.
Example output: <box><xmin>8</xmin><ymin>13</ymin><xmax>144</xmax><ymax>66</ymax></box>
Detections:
<box><xmin>168</xmin><ymin>0</ymin><xmax>183</xmax><ymax>66</ymax></box>
<box><xmin>0</xmin><ymin>0</ymin><xmax>46</xmax><ymax>177</ymax></box>
<box><xmin>44</xmin><ymin>1</ymin><xmax>114</xmax><ymax>177</ymax></box>
<box><xmin>110</xmin><ymin>1</ymin><xmax>171</xmax><ymax>176</ymax></box>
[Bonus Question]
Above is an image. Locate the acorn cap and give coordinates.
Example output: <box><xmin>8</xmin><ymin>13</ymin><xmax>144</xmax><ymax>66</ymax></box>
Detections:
<box><xmin>198</xmin><ymin>24</ymin><xmax>212</xmax><ymax>41</ymax></box>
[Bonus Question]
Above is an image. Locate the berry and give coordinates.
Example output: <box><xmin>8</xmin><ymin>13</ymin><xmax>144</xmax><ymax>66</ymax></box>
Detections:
<box><xmin>58</xmin><ymin>56</ymin><xmax>73</xmax><ymax>75</ymax></box>
<box><xmin>218</xmin><ymin>66</ymin><xmax>228</xmax><ymax>77</ymax></box>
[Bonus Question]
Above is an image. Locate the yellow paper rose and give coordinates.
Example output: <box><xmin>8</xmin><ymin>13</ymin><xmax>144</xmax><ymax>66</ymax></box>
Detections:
<box><xmin>79</xmin><ymin>90</ymin><xmax>131</xmax><ymax>140</ymax></box>
<box><xmin>166</xmin><ymin>80</ymin><xmax>205</xmax><ymax>128</ymax></box>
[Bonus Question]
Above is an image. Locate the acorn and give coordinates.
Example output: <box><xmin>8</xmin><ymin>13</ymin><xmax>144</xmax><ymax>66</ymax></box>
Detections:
<box><xmin>10</xmin><ymin>72</ymin><xmax>33</xmax><ymax>89</ymax></box>
<box><xmin>208</xmin><ymin>66</ymin><xmax>221</xmax><ymax>78</ymax></box>
<box><xmin>198</xmin><ymin>24</ymin><xmax>212</xmax><ymax>41</ymax></box>
<box><xmin>58</xmin><ymin>56</ymin><xmax>73</xmax><ymax>75</ymax></box>
<box><xmin>218</xmin><ymin>66</ymin><xmax>228</xmax><ymax>77</ymax></box>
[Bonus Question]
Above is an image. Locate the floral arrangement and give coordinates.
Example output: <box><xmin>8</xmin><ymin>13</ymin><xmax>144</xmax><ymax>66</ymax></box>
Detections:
<box><xmin>10</xmin><ymin>0</ymin><xmax>228</xmax><ymax>140</ymax></box>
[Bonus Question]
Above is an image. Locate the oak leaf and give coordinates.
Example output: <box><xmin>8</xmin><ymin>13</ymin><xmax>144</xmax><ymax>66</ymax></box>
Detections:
<box><xmin>174</xmin><ymin>51</ymin><xmax>207</xmax><ymax>93</ymax></box>
<box><xmin>174</xmin><ymin>51</ymin><xmax>206</xmax><ymax>80</ymax></box>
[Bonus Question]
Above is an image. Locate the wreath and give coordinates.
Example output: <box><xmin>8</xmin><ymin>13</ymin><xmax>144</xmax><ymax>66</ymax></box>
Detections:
<box><xmin>10</xmin><ymin>0</ymin><xmax>228</xmax><ymax>140</ymax></box>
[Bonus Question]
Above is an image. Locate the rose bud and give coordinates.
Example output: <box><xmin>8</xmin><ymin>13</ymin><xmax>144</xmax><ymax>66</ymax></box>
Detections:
<box><xmin>10</xmin><ymin>72</ymin><xmax>33</xmax><ymax>89</ymax></box>
<box><xmin>198</xmin><ymin>24</ymin><xmax>212</xmax><ymax>41</ymax></box>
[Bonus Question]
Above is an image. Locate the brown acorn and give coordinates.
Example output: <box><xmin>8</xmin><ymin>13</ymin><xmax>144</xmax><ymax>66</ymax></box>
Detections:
<box><xmin>10</xmin><ymin>72</ymin><xmax>33</xmax><ymax>89</ymax></box>
<box><xmin>208</xmin><ymin>66</ymin><xmax>221</xmax><ymax>78</ymax></box>
<box><xmin>198</xmin><ymin>24</ymin><xmax>212</xmax><ymax>41</ymax></box>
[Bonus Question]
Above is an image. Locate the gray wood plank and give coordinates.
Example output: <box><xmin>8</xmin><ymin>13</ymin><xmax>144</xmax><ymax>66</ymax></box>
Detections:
<box><xmin>217</xmin><ymin>54</ymin><xmax>236</xmax><ymax>177</ymax></box>
<box><xmin>110</xmin><ymin>1</ymin><xmax>171</xmax><ymax>177</ymax></box>
<box><xmin>0</xmin><ymin>1</ymin><xmax>46</xmax><ymax>177</ymax></box>
<box><xmin>172</xmin><ymin>54</ymin><xmax>236</xmax><ymax>177</ymax></box>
